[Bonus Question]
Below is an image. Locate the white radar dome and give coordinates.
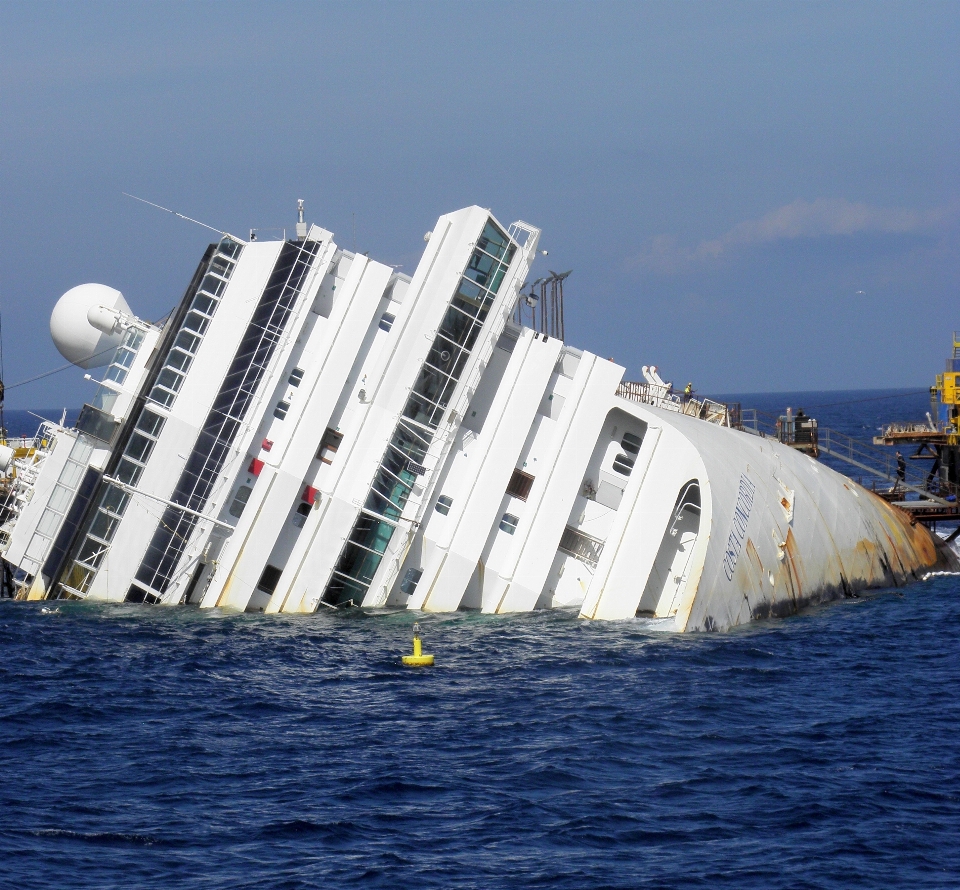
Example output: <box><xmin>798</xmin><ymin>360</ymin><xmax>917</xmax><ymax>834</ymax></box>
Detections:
<box><xmin>50</xmin><ymin>283</ymin><xmax>132</xmax><ymax>369</ymax></box>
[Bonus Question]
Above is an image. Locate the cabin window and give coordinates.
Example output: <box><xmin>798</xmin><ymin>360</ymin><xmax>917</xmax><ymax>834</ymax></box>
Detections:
<box><xmin>199</xmin><ymin>274</ymin><xmax>226</xmax><ymax>298</ymax></box>
<box><xmin>166</xmin><ymin>348</ymin><xmax>192</xmax><ymax>372</ymax></box>
<box><xmin>229</xmin><ymin>485</ymin><xmax>252</xmax><ymax>517</ymax></box>
<box><xmin>621</xmin><ymin>431</ymin><xmax>643</xmax><ymax>455</ymax></box>
<box><xmin>500</xmin><ymin>513</ymin><xmax>519</xmax><ymax>534</ymax></box>
<box><xmin>125</xmin><ymin>433</ymin><xmax>153</xmax><ymax>464</ymax></box>
<box><xmin>156</xmin><ymin>368</ymin><xmax>185</xmax><ymax>394</ymax></box>
<box><xmin>192</xmin><ymin>294</ymin><xmax>216</xmax><ymax>316</ymax></box>
<box><xmin>274</xmin><ymin>400</ymin><xmax>290</xmax><ymax>420</ymax></box>
<box><xmin>256</xmin><ymin>564</ymin><xmax>283</xmax><ymax>594</ymax></box>
<box><xmin>183</xmin><ymin>311</ymin><xmax>209</xmax><ymax>336</ymax></box>
<box><xmin>506</xmin><ymin>469</ymin><xmax>534</xmax><ymax>501</ymax></box>
<box><xmin>400</xmin><ymin>567</ymin><xmax>423</xmax><ymax>595</ymax></box>
<box><xmin>114</xmin><ymin>458</ymin><xmax>143</xmax><ymax>487</ymax></box>
<box><xmin>496</xmin><ymin>327</ymin><xmax>519</xmax><ymax>354</ymax></box>
<box><xmin>288</xmin><ymin>367</ymin><xmax>304</xmax><ymax>387</ymax></box>
<box><xmin>174</xmin><ymin>330</ymin><xmax>201</xmax><ymax>355</ymax></box>
<box><xmin>613</xmin><ymin>454</ymin><xmax>635</xmax><ymax>476</ymax></box>
<box><xmin>318</xmin><ymin>428</ymin><xmax>343</xmax><ymax>464</ymax></box>
<box><xmin>135</xmin><ymin>409</ymin><xmax>164</xmax><ymax>438</ymax></box>
<box><xmin>435</xmin><ymin>495</ymin><xmax>453</xmax><ymax>516</ymax></box>
<box><xmin>379</xmin><ymin>312</ymin><xmax>396</xmax><ymax>333</ymax></box>
<box><xmin>292</xmin><ymin>501</ymin><xmax>312</xmax><ymax>527</ymax></box>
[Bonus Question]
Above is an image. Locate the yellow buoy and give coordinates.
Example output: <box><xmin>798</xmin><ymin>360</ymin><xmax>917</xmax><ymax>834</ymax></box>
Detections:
<box><xmin>402</xmin><ymin>622</ymin><xmax>434</xmax><ymax>667</ymax></box>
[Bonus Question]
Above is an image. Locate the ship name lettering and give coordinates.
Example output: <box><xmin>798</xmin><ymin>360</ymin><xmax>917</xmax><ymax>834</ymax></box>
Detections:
<box><xmin>723</xmin><ymin>474</ymin><xmax>756</xmax><ymax>581</ymax></box>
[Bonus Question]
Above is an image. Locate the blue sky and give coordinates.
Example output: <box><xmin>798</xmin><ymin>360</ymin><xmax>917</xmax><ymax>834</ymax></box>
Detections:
<box><xmin>1</xmin><ymin>1</ymin><xmax>957</xmax><ymax>408</ymax></box>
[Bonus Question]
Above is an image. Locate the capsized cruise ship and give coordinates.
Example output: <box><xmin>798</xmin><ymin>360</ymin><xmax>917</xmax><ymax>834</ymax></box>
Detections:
<box><xmin>0</xmin><ymin>204</ymin><xmax>953</xmax><ymax>630</ymax></box>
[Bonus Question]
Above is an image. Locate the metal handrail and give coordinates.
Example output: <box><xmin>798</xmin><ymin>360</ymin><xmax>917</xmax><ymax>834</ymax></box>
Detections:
<box><xmin>736</xmin><ymin>406</ymin><xmax>956</xmax><ymax>505</ymax></box>
<box><xmin>817</xmin><ymin>427</ymin><xmax>955</xmax><ymax>505</ymax></box>
<box><xmin>616</xmin><ymin>381</ymin><xmax>732</xmax><ymax>426</ymax></box>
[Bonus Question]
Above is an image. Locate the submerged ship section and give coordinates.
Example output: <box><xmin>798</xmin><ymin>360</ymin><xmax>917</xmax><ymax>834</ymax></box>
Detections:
<box><xmin>0</xmin><ymin>204</ymin><xmax>953</xmax><ymax>630</ymax></box>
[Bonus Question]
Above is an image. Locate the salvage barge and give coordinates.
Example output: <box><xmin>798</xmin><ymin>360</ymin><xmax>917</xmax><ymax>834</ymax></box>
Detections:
<box><xmin>0</xmin><ymin>204</ymin><xmax>954</xmax><ymax>630</ymax></box>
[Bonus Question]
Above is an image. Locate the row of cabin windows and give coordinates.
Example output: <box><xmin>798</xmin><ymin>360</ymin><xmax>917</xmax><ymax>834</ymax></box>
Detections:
<box><xmin>274</xmin><ymin>367</ymin><xmax>305</xmax><ymax>419</ymax></box>
<box><xmin>322</xmin><ymin>221</ymin><xmax>517</xmax><ymax>606</ymax></box>
<box><xmin>246</xmin><ymin>423</ymin><xmax>344</xmax><ymax>470</ymax></box>
<box><xmin>231</xmin><ymin>487</ymin><xmax>315</xmax><ymax>523</ymax></box>
<box><xmin>269</xmin><ymin>307</ymin><xmax>395</xmax><ymax>424</ymax></box>
<box><xmin>132</xmin><ymin>239</ymin><xmax>316</xmax><ymax>599</ymax></box>
<box><xmin>229</xmin><ymin>427</ymin><xmax>343</xmax><ymax>516</ymax></box>
<box><xmin>245</xmin><ymin>427</ymin><xmax>640</xmax><ymax>565</ymax></box>
<box><xmin>433</xmin><ymin>468</ymin><xmax>534</xmax><ymax>519</ymax></box>
<box><xmin>436</xmin><ymin>508</ymin><xmax>517</xmax><ymax>533</ymax></box>
<box><xmin>273</xmin><ymin>312</ymin><xmax>396</xmax><ymax>430</ymax></box>
<box><xmin>148</xmin><ymin>241</ymin><xmax>241</xmax><ymax>409</ymax></box>
<box><xmin>436</xmin><ymin>503</ymin><xmax>519</xmax><ymax>535</ymax></box>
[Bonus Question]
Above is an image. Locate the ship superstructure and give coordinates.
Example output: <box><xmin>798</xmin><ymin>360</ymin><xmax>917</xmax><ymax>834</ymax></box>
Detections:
<box><xmin>0</xmin><ymin>204</ymin><xmax>953</xmax><ymax>629</ymax></box>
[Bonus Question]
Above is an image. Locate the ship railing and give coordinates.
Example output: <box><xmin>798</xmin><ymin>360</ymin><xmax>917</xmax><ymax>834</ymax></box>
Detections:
<box><xmin>817</xmin><ymin>426</ymin><xmax>957</xmax><ymax>506</ymax></box>
<box><xmin>616</xmin><ymin>381</ymin><xmax>733</xmax><ymax>426</ymax></box>
<box><xmin>0</xmin><ymin>424</ymin><xmax>61</xmax><ymax>537</ymax></box>
<box><xmin>739</xmin><ymin>408</ymin><xmax>760</xmax><ymax>433</ymax></box>
<box><xmin>879</xmin><ymin>420</ymin><xmax>944</xmax><ymax>437</ymax></box>
<box><xmin>737</xmin><ymin>406</ymin><xmax>957</xmax><ymax>505</ymax></box>
<box><xmin>0</xmin><ymin>435</ymin><xmax>42</xmax><ymax>450</ymax></box>
<box><xmin>734</xmin><ymin>407</ymin><xmax>819</xmax><ymax>448</ymax></box>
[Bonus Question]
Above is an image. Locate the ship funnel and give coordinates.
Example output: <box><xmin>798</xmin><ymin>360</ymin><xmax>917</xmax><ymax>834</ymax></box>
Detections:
<box><xmin>50</xmin><ymin>283</ymin><xmax>132</xmax><ymax>369</ymax></box>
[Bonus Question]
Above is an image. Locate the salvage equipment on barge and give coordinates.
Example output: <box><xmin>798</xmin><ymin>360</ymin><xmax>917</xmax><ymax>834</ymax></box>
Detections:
<box><xmin>0</xmin><ymin>203</ymin><xmax>953</xmax><ymax>629</ymax></box>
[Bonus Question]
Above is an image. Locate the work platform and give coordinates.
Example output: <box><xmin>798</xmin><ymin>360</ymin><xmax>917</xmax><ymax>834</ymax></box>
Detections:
<box><xmin>735</xmin><ymin>328</ymin><xmax>960</xmax><ymax>530</ymax></box>
<box><xmin>874</xmin><ymin>423</ymin><xmax>949</xmax><ymax>447</ymax></box>
<box><xmin>736</xmin><ymin>405</ymin><xmax>960</xmax><ymax>527</ymax></box>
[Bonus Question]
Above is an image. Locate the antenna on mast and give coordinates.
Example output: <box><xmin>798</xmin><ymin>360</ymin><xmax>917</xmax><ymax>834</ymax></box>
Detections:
<box><xmin>121</xmin><ymin>193</ymin><xmax>246</xmax><ymax>243</ymax></box>
<box><xmin>296</xmin><ymin>199</ymin><xmax>307</xmax><ymax>241</ymax></box>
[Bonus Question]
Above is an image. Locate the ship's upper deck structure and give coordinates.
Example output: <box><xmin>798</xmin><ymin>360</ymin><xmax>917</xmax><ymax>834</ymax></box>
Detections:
<box><xmin>0</xmin><ymin>203</ymin><xmax>952</xmax><ymax>629</ymax></box>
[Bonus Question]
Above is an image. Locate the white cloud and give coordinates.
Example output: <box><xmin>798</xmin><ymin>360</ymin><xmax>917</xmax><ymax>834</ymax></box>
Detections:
<box><xmin>632</xmin><ymin>198</ymin><xmax>950</xmax><ymax>273</ymax></box>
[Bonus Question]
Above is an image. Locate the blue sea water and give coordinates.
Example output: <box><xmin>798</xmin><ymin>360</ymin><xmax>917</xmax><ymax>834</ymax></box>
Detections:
<box><xmin>3</xmin><ymin>409</ymin><xmax>80</xmax><ymax>441</ymax></box>
<box><xmin>1</xmin><ymin>391</ymin><xmax>958</xmax><ymax>889</ymax></box>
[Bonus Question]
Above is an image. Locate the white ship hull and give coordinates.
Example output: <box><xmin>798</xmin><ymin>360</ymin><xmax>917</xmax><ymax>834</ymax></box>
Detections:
<box><xmin>0</xmin><ymin>205</ymin><xmax>952</xmax><ymax>629</ymax></box>
<box><xmin>577</xmin><ymin>404</ymin><xmax>946</xmax><ymax>629</ymax></box>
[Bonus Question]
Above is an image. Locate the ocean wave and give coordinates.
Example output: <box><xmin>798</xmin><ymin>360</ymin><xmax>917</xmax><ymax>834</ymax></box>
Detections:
<box><xmin>2</xmin><ymin>589</ymin><xmax>960</xmax><ymax>889</ymax></box>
